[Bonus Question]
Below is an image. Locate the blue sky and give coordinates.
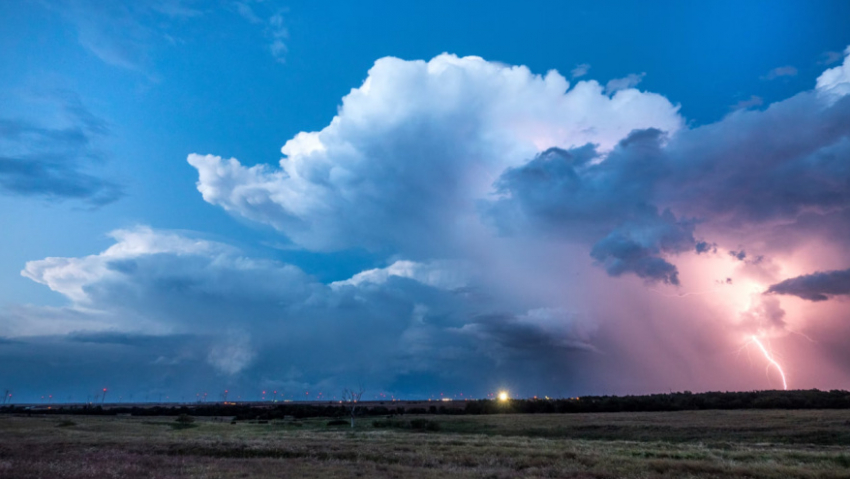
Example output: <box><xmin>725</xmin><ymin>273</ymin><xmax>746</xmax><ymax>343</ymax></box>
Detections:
<box><xmin>2</xmin><ymin>0</ymin><xmax>850</xmax><ymax>402</ymax></box>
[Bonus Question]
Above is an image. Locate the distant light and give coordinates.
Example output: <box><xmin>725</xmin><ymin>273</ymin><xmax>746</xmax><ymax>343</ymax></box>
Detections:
<box><xmin>498</xmin><ymin>391</ymin><xmax>509</xmax><ymax>401</ymax></box>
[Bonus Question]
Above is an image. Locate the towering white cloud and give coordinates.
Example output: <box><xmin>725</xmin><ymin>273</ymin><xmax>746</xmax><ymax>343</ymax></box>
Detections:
<box><xmin>189</xmin><ymin>54</ymin><xmax>682</xmax><ymax>254</ymax></box>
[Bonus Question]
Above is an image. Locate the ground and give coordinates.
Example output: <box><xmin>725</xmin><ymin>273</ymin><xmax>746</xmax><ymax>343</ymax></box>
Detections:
<box><xmin>2</xmin><ymin>409</ymin><xmax>850</xmax><ymax>478</ymax></box>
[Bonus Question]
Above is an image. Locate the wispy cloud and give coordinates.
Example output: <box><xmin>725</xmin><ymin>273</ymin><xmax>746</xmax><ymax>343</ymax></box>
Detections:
<box><xmin>232</xmin><ymin>1</ymin><xmax>289</xmax><ymax>63</ymax></box>
<box><xmin>762</xmin><ymin>65</ymin><xmax>798</xmax><ymax>80</ymax></box>
<box><xmin>0</xmin><ymin>91</ymin><xmax>122</xmax><ymax>205</ymax></box>
<box><xmin>820</xmin><ymin>50</ymin><xmax>844</xmax><ymax>65</ymax></box>
<box><xmin>45</xmin><ymin>0</ymin><xmax>202</xmax><ymax>76</ymax></box>
<box><xmin>47</xmin><ymin>1</ymin><xmax>290</xmax><ymax>75</ymax></box>
<box><xmin>731</xmin><ymin>95</ymin><xmax>763</xmax><ymax>110</ymax></box>
<box><xmin>604</xmin><ymin>72</ymin><xmax>646</xmax><ymax>94</ymax></box>
<box><xmin>571</xmin><ymin>63</ymin><xmax>590</xmax><ymax>78</ymax></box>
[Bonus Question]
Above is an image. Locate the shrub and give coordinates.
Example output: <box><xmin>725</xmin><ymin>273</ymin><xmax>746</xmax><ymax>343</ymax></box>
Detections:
<box><xmin>372</xmin><ymin>419</ymin><xmax>404</xmax><ymax>428</ymax></box>
<box><xmin>409</xmin><ymin>418</ymin><xmax>440</xmax><ymax>431</ymax></box>
<box><xmin>172</xmin><ymin>414</ymin><xmax>198</xmax><ymax>429</ymax></box>
<box><xmin>176</xmin><ymin>414</ymin><xmax>195</xmax><ymax>425</ymax></box>
<box><xmin>372</xmin><ymin>418</ymin><xmax>440</xmax><ymax>431</ymax></box>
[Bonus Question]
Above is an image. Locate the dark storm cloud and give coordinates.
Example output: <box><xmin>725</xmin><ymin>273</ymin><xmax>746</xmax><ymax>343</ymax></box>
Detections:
<box><xmin>591</xmin><ymin>233</ymin><xmax>680</xmax><ymax>285</ymax></box>
<box><xmin>767</xmin><ymin>268</ymin><xmax>850</xmax><ymax>301</ymax></box>
<box><xmin>459</xmin><ymin>309</ymin><xmax>594</xmax><ymax>359</ymax></box>
<box><xmin>487</xmin><ymin>129</ymin><xmax>696</xmax><ymax>284</ymax></box>
<box><xmin>729</xmin><ymin>250</ymin><xmax>747</xmax><ymax>261</ymax></box>
<box><xmin>589</xmin><ymin>208</ymin><xmax>695</xmax><ymax>285</ymax></box>
<box><xmin>489</xmin><ymin>130</ymin><xmax>668</xmax><ymax>238</ymax></box>
<box><xmin>659</xmin><ymin>93</ymin><xmax>850</xmax><ymax>227</ymax></box>
<box><xmin>486</xmin><ymin>77</ymin><xmax>850</xmax><ymax>284</ymax></box>
<box><xmin>0</xmin><ymin>94</ymin><xmax>122</xmax><ymax>204</ymax></box>
<box><xmin>695</xmin><ymin>241</ymin><xmax>716</xmax><ymax>254</ymax></box>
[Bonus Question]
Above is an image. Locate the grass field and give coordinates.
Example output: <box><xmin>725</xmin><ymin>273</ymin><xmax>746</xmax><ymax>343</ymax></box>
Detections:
<box><xmin>2</xmin><ymin>409</ymin><xmax>850</xmax><ymax>478</ymax></box>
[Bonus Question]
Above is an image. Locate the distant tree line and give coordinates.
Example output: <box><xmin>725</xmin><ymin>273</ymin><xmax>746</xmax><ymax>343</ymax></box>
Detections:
<box><xmin>0</xmin><ymin>403</ymin><xmax>410</xmax><ymax>420</ymax></box>
<box><xmin>3</xmin><ymin>390</ymin><xmax>850</xmax><ymax>417</ymax></box>
<box><xmin>462</xmin><ymin>390</ymin><xmax>850</xmax><ymax>414</ymax></box>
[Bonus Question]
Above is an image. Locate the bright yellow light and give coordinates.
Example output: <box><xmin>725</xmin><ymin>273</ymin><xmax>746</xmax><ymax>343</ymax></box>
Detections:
<box><xmin>498</xmin><ymin>391</ymin><xmax>509</xmax><ymax>401</ymax></box>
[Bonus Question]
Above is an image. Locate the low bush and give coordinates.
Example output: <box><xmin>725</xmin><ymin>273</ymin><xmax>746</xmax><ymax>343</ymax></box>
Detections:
<box><xmin>409</xmin><ymin>418</ymin><xmax>440</xmax><ymax>431</ymax></box>
<box><xmin>176</xmin><ymin>414</ymin><xmax>195</xmax><ymax>425</ymax></box>
<box><xmin>372</xmin><ymin>418</ymin><xmax>440</xmax><ymax>431</ymax></box>
<box><xmin>372</xmin><ymin>419</ymin><xmax>404</xmax><ymax>428</ymax></box>
<box><xmin>171</xmin><ymin>414</ymin><xmax>198</xmax><ymax>429</ymax></box>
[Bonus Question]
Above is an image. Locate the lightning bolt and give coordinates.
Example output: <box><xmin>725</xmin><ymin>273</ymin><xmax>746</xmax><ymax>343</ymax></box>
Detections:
<box><xmin>749</xmin><ymin>335</ymin><xmax>788</xmax><ymax>390</ymax></box>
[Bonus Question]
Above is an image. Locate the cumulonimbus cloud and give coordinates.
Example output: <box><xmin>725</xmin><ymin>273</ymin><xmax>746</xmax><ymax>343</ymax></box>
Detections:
<box><xmin>188</xmin><ymin>53</ymin><xmax>683</xmax><ymax>256</ymax></box>
<box><xmin>7</xmin><ymin>47</ymin><xmax>850</xmax><ymax>399</ymax></box>
<box><xmin>189</xmin><ymin>50</ymin><xmax>850</xmax><ymax>286</ymax></box>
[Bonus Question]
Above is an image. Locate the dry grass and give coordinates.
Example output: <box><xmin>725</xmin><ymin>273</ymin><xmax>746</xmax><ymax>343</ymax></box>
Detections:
<box><xmin>2</xmin><ymin>410</ymin><xmax>850</xmax><ymax>478</ymax></box>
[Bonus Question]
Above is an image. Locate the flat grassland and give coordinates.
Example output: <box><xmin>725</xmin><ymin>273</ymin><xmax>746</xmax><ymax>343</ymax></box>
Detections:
<box><xmin>2</xmin><ymin>409</ymin><xmax>850</xmax><ymax>478</ymax></box>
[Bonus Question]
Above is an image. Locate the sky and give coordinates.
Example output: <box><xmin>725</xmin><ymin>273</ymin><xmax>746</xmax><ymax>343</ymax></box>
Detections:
<box><xmin>1</xmin><ymin>0</ymin><xmax>850</xmax><ymax>403</ymax></box>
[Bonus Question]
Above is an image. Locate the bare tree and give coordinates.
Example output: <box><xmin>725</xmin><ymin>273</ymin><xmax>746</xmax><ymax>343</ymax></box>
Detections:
<box><xmin>341</xmin><ymin>385</ymin><xmax>365</xmax><ymax>428</ymax></box>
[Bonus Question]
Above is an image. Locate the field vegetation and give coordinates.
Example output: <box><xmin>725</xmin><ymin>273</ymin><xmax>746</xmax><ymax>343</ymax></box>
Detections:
<box><xmin>2</xmin><ymin>409</ymin><xmax>850</xmax><ymax>478</ymax></box>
